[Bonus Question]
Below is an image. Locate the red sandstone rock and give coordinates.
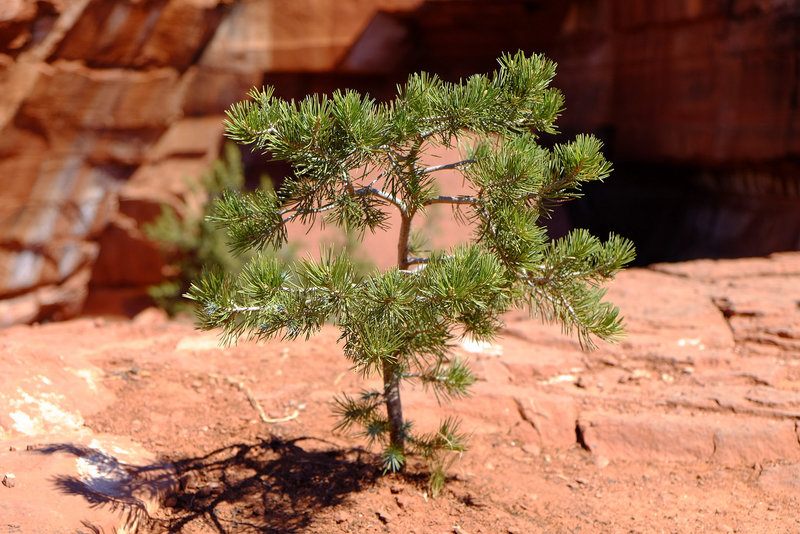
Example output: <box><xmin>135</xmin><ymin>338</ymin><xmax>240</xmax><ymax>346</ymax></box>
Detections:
<box><xmin>514</xmin><ymin>392</ymin><xmax>579</xmax><ymax>449</ymax></box>
<box><xmin>51</xmin><ymin>0</ymin><xmax>226</xmax><ymax>70</ymax></box>
<box><xmin>0</xmin><ymin>253</ymin><xmax>798</xmax><ymax>531</ymax></box>
<box><xmin>578</xmin><ymin>412</ymin><xmax>800</xmax><ymax>464</ymax></box>
<box><xmin>578</xmin><ymin>412</ymin><xmax>718</xmax><ymax>462</ymax></box>
<box><xmin>758</xmin><ymin>463</ymin><xmax>800</xmax><ymax>493</ymax></box>
<box><xmin>0</xmin><ymin>0</ymin><xmax>429</xmax><ymax>323</ymax></box>
<box><xmin>0</xmin><ymin>0</ymin><xmax>796</xmax><ymax>325</ymax></box>
<box><xmin>651</xmin><ymin>253</ymin><xmax>800</xmax><ymax>355</ymax></box>
<box><xmin>18</xmin><ymin>61</ymin><xmax>183</xmax><ymax>131</ymax></box>
<box><xmin>0</xmin><ymin>436</ymin><xmax>176</xmax><ymax>533</ymax></box>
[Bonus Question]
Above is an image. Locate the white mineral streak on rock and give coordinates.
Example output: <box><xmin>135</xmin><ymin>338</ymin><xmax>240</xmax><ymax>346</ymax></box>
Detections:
<box><xmin>541</xmin><ymin>374</ymin><xmax>577</xmax><ymax>385</ymax></box>
<box><xmin>7</xmin><ymin>250</ymin><xmax>45</xmax><ymax>292</ymax></box>
<box><xmin>73</xmin><ymin>171</ymin><xmax>109</xmax><ymax>236</ymax></box>
<box><xmin>460</xmin><ymin>337</ymin><xmax>503</xmax><ymax>356</ymax></box>
<box><xmin>9</xmin><ymin>388</ymin><xmax>84</xmax><ymax>435</ymax></box>
<box><xmin>69</xmin><ymin>368</ymin><xmax>100</xmax><ymax>392</ymax></box>
<box><xmin>73</xmin><ymin>438</ymin><xmax>173</xmax><ymax>518</ymax></box>
<box><xmin>8</xmin><ymin>411</ymin><xmax>36</xmax><ymax>435</ymax></box>
<box><xmin>76</xmin><ymin>450</ymin><xmax>132</xmax><ymax>495</ymax></box>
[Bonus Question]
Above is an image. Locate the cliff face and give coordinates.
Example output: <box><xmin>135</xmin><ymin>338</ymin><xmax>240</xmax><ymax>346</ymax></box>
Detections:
<box><xmin>402</xmin><ymin>0</ymin><xmax>800</xmax><ymax>262</ymax></box>
<box><xmin>547</xmin><ymin>1</ymin><xmax>800</xmax><ymax>263</ymax></box>
<box><xmin>0</xmin><ymin>0</ymin><xmax>796</xmax><ymax>326</ymax></box>
<box><xmin>0</xmin><ymin>0</ymin><xmax>422</xmax><ymax>326</ymax></box>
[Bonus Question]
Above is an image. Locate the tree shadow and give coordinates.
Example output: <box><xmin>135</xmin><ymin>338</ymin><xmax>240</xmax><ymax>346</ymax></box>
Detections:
<box><xmin>32</xmin><ymin>436</ymin><xmax>381</xmax><ymax>533</ymax></box>
<box><xmin>30</xmin><ymin>442</ymin><xmax>176</xmax><ymax>533</ymax></box>
<box><xmin>157</xmin><ymin>435</ymin><xmax>381</xmax><ymax>533</ymax></box>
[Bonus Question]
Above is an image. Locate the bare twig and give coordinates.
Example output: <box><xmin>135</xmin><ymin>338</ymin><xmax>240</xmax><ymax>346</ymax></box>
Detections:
<box><xmin>422</xmin><ymin>159</ymin><xmax>476</xmax><ymax>174</ymax></box>
<box><xmin>406</xmin><ymin>256</ymin><xmax>430</xmax><ymax>266</ymax></box>
<box><xmin>356</xmin><ymin>186</ymin><xmax>406</xmax><ymax>212</ymax></box>
<box><xmin>216</xmin><ymin>374</ymin><xmax>300</xmax><ymax>424</ymax></box>
<box><xmin>423</xmin><ymin>195</ymin><xmax>479</xmax><ymax>207</ymax></box>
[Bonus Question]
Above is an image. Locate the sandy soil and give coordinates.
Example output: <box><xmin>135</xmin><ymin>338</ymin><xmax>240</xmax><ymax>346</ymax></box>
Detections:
<box><xmin>2</xmin><ymin>253</ymin><xmax>800</xmax><ymax>533</ymax></box>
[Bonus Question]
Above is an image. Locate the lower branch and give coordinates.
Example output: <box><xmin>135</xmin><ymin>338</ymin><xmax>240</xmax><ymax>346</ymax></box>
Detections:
<box><xmin>406</xmin><ymin>256</ymin><xmax>430</xmax><ymax>267</ymax></box>
<box><xmin>422</xmin><ymin>159</ymin><xmax>476</xmax><ymax>174</ymax></box>
<box><xmin>422</xmin><ymin>195</ymin><xmax>478</xmax><ymax>207</ymax></box>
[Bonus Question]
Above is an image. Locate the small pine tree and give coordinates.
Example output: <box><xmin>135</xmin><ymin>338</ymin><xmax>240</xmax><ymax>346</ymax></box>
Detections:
<box><xmin>187</xmin><ymin>51</ymin><xmax>635</xmax><ymax>493</ymax></box>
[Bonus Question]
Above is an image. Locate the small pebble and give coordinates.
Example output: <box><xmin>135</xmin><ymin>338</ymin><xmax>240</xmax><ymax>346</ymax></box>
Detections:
<box><xmin>376</xmin><ymin>509</ymin><xmax>393</xmax><ymax>524</ymax></box>
<box><xmin>179</xmin><ymin>471</ymin><xmax>200</xmax><ymax>490</ymax></box>
<box><xmin>395</xmin><ymin>495</ymin><xmax>411</xmax><ymax>509</ymax></box>
<box><xmin>3</xmin><ymin>473</ymin><xmax>16</xmax><ymax>488</ymax></box>
<box><xmin>521</xmin><ymin>443</ymin><xmax>540</xmax><ymax>456</ymax></box>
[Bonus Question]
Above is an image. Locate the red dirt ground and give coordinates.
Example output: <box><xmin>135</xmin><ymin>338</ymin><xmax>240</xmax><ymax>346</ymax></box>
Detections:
<box><xmin>2</xmin><ymin>253</ymin><xmax>800</xmax><ymax>533</ymax></box>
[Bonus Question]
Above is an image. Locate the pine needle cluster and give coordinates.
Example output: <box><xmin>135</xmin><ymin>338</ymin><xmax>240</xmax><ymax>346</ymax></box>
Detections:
<box><xmin>187</xmin><ymin>51</ymin><xmax>635</xmax><ymax>494</ymax></box>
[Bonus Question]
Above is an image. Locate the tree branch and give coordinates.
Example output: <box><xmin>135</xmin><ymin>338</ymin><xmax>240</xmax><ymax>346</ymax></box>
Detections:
<box><xmin>344</xmin><ymin>171</ymin><xmax>356</xmax><ymax>196</ymax></box>
<box><xmin>356</xmin><ymin>186</ymin><xmax>406</xmax><ymax>213</ymax></box>
<box><xmin>423</xmin><ymin>195</ymin><xmax>479</xmax><ymax>207</ymax></box>
<box><xmin>422</xmin><ymin>159</ymin><xmax>476</xmax><ymax>174</ymax></box>
<box><xmin>526</xmin><ymin>281</ymin><xmax>580</xmax><ymax>328</ymax></box>
<box><xmin>251</xmin><ymin>126</ymin><xmax>278</xmax><ymax>137</ymax></box>
<box><xmin>282</xmin><ymin>203</ymin><xmax>337</xmax><ymax>225</ymax></box>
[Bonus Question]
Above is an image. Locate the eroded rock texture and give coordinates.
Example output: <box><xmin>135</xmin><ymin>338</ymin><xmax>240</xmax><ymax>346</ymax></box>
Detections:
<box><xmin>0</xmin><ymin>0</ymin><xmax>797</xmax><ymax>325</ymax></box>
<box><xmin>0</xmin><ymin>0</ymin><xmax>422</xmax><ymax>325</ymax></box>
<box><xmin>0</xmin><ymin>253</ymin><xmax>798</xmax><ymax>532</ymax></box>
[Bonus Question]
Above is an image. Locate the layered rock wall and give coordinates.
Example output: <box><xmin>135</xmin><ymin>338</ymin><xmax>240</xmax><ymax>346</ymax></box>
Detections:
<box><xmin>550</xmin><ymin>0</ymin><xmax>799</xmax><ymax>164</ymax></box>
<box><xmin>0</xmin><ymin>0</ymin><xmax>422</xmax><ymax>325</ymax></box>
<box><xmin>0</xmin><ymin>0</ymin><xmax>796</xmax><ymax>325</ymax></box>
<box><xmin>404</xmin><ymin>0</ymin><xmax>799</xmax><ymax>262</ymax></box>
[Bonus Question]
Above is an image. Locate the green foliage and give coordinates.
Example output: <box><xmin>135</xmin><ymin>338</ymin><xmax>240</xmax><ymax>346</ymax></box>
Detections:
<box><xmin>187</xmin><ymin>51</ymin><xmax>635</xmax><ymax>490</ymax></box>
<box><xmin>144</xmin><ymin>143</ymin><xmax>274</xmax><ymax>315</ymax></box>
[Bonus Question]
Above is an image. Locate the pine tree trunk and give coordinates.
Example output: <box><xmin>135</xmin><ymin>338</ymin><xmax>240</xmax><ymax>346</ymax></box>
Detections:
<box><xmin>385</xmin><ymin>211</ymin><xmax>413</xmax><ymax>457</ymax></box>
<box><xmin>382</xmin><ymin>360</ymin><xmax>405</xmax><ymax>452</ymax></box>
